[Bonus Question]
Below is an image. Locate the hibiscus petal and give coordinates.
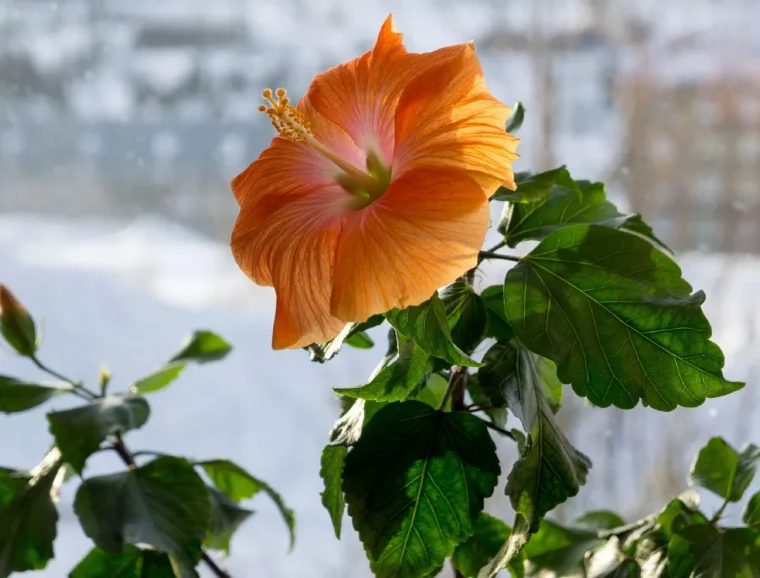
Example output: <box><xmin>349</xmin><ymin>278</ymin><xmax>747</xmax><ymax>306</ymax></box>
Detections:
<box><xmin>393</xmin><ymin>43</ymin><xmax>520</xmax><ymax>193</ymax></box>
<box><xmin>330</xmin><ymin>168</ymin><xmax>490</xmax><ymax>322</ymax></box>
<box><xmin>231</xmin><ymin>185</ymin><xmax>350</xmax><ymax>349</ymax></box>
<box><xmin>302</xmin><ymin>15</ymin><xmax>468</xmax><ymax>167</ymax></box>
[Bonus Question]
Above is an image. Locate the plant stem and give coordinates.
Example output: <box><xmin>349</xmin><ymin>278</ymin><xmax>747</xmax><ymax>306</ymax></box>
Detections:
<box><xmin>30</xmin><ymin>355</ymin><xmax>98</xmax><ymax>400</ymax></box>
<box><xmin>438</xmin><ymin>366</ymin><xmax>467</xmax><ymax>411</ymax></box>
<box><xmin>111</xmin><ymin>433</ymin><xmax>231</xmax><ymax>577</ymax></box>
<box><xmin>478</xmin><ymin>251</ymin><xmax>521</xmax><ymax>263</ymax></box>
<box><xmin>480</xmin><ymin>419</ymin><xmax>517</xmax><ymax>441</ymax></box>
<box><xmin>485</xmin><ymin>240</ymin><xmax>508</xmax><ymax>253</ymax></box>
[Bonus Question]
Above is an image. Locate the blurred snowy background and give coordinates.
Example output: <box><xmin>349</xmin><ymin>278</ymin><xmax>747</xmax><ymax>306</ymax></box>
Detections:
<box><xmin>1</xmin><ymin>0</ymin><xmax>759</xmax><ymax>576</ymax></box>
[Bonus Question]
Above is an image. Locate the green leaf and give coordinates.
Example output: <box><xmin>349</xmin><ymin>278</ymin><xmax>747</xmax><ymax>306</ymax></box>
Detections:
<box><xmin>0</xmin><ymin>459</ymin><xmax>61</xmax><ymax>577</ymax></box>
<box><xmin>466</xmin><ymin>374</ymin><xmax>508</xmax><ymax>428</ymax></box>
<box><xmin>505</xmin><ymin>101</ymin><xmax>525</xmax><ymax>134</ymax></box>
<box><xmin>73</xmin><ymin>457</ymin><xmax>209</xmax><ymax>570</ymax></box>
<box><xmin>0</xmin><ymin>285</ymin><xmax>37</xmax><ymax>357</ymax></box>
<box><xmin>635</xmin><ymin>532</ymin><xmax>668</xmax><ymax>578</ymax></box>
<box><xmin>453</xmin><ymin>513</ymin><xmax>524</xmax><ymax>578</ymax></box>
<box><xmin>168</xmin><ymin>330</ymin><xmax>232</xmax><ymax>364</ymax></box>
<box><xmin>345</xmin><ymin>331</ymin><xmax>374</xmax><ymax>349</ymax></box>
<box><xmin>667</xmin><ymin>524</ymin><xmax>760</xmax><ymax>578</ymax></box>
<box><xmin>575</xmin><ymin>511</ymin><xmax>627</xmax><ymax>533</ymax></box>
<box><xmin>521</xmin><ymin>517</ymin><xmax>602</xmax><ymax>576</ymax></box>
<box><xmin>502</xmin><ymin>174</ymin><xmax>664</xmax><ymax>249</ymax></box>
<box><xmin>205</xmin><ymin>486</ymin><xmax>253</xmax><ymax>555</ymax></box>
<box><xmin>689</xmin><ymin>437</ymin><xmax>760</xmax><ymax>502</ymax></box>
<box><xmin>387</xmin><ymin>292</ymin><xmax>481</xmax><ymax>367</ymax></box>
<box><xmin>0</xmin><ymin>376</ymin><xmax>67</xmax><ymax>413</ymax></box>
<box><xmin>493</xmin><ymin>166</ymin><xmax>574</xmax><ymax>204</ymax></box>
<box><xmin>503</xmin><ymin>344</ymin><xmax>590</xmax><ymax>531</ymax></box>
<box><xmin>441</xmin><ymin>281</ymin><xmax>488</xmax><ymax>355</ymax></box>
<box><xmin>131</xmin><ymin>363</ymin><xmax>186</xmax><ymax>395</ymax></box>
<box><xmin>306</xmin><ymin>315</ymin><xmax>385</xmax><ymax>362</ymax></box>
<box><xmin>335</xmin><ymin>335</ymin><xmax>432</xmax><ymax>402</ymax></box>
<box><xmin>48</xmin><ymin>395</ymin><xmax>150</xmax><ymax>474</ymax></box>
<box><xmin>320</xmin><ymin>445</ymin><xmax>347</xmax><ymax>539</ymax></box>
<box><xmin>415</xmin><ymin>373</ymin><xmax>451</xmax><ymax>410</ymax></box>
<box><xmin>743</xmin><ymin>492</ymin><xmax>760</xmax><ymax>527</ymax></box>
<box><xmin>481</xmin><ymin>285</ymin><xmax>514</xmax><ymax>342</ymax></box>
<box><xmin>656</xmin><ymin>492</ymin><xmax>708</xmax><ymax>539</ymax></box>
<box><xmin>343</xmin><ymin>401</ymin><xmax>500</xmax><ymax>578</ymax></box>
<box><xmin>198</xmin><ymin>460</ymin><xmax>294</xmax><ymax>549</ymax></box>
<box><xmin>504</xmin><ymin>225</ymin><xmax>744</xmax><ymax>410</ymax></box>
<box><xmin>70</xmin><ymin>545</ymin><xmax>178</xmax><ymax>578</ymax></box>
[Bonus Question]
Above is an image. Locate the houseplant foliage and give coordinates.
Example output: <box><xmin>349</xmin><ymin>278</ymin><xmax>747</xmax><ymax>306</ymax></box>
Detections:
<box><xmin>0</xmin><ymin>25</ymin><xmax>751</xmax><ymax>578</ymax></box>
<box><xmin>0</xmin><ymin>286</ymin><xmax>293</xmax><ymax>577</ymax></box>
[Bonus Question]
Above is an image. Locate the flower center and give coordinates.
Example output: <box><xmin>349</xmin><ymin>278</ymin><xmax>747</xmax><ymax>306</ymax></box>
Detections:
<box><xmin>259</xmin><ymin>89</ymin><xmax>389</xmax><ymax>203</ymax></box>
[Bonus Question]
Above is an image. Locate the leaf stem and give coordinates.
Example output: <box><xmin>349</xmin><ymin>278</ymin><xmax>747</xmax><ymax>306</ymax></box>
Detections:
<box><xmin>30</xmin><ymin>355</ymin><xmax>98</xmax><ymax>400</ymax></box>
<box><xmin>479</xmin><ymin>418</ymin><xmax>517</xmax><ymax>441</ymax></box>
<box><xmin>478</xmin><ymin>251</ymin><xmax>521</xmax><ymax>263</ymax></box>
<box><xmin>110</xmin><ymin>433</ymin><xmax>231</xmax><ymax>577</ymax></box>
<box><xmin>711</xmin><ymin>497</ymin><xmax>730</xmax><ymax>524</ymax></box>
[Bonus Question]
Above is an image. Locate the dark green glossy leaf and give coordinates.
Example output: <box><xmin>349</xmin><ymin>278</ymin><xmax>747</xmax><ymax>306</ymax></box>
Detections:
<box><xmin>493</xmin><ymin>166</ymin><xmax>574</xmax><ymax>204</ymax></box>
<box><xmin>480</xmin><ymin>285</ymin><xmax>514</xmax><ymax>342</ymax></box>
<box><xmin>504</xmin><ymin>225</ymin><xmax>743</xmax><ymax>410</ymax></box>
<box><xmin>502</xmin><ymin>175</ymin><xmax>665</xmax><ymax>249</ymax></box>
<box><xmin>0</xmin><ymin>459</ymin><xmax>61</xmax><ymax>578</ymax></box>
<box><xmin>0</xmin><ymin>376</ymin><xmax>67</xmax><ymax>413</ymax></box>
<box><xmin>504</xmin><ymin>344</ymin><xmax>590</xmax><ymax>532</ymax></box>
<box><xmin>743</xmin><ymin>492</ymin><xmax>760</xmax><ymax>527</ymax></box>
<box><xmin>667</xmin><ymin>524</ymin><xmax>760</xmax><ymax>578</ymax></box>
<box><xmin>69</xmin><ymin>545</ymin><xmax>177</xmax><ymax>578</ymax></box>
<box><xmin>442</xmin><ymin>282</ymin><xmax>488</xmax><ymax>355</ymax></box>
<box><xmin>168</xmin><ymin>330</ymin><xmax>232</xmax><ymax>364</ymax></box>
<box><xmin>130</xmin><ymin>364</ymin><xmax>185</xmax><ymax>395</ymax></box>
<box><xmin>345</xmin><ymin>331</ymin><xmax>374</xmax><ymax>349</ymax></box>
<box><xmin>306</xmin><ymin>315</ymin><xmax>384</xmax><ymax>362</ymax></box>
<box><xmin>387</xmin><ymin>292</ymin><xmax>481</xmax><ymax>367</ymax></box>
<box><xmin>689</xmin><ymin>437</ymin><xmax>760</xmax><ymax>502</ymax></box>
<box><xmin>320</xmin><ymin>445</ymin><xmax>347</xmax><ymax>539</ymax></box>
<box><xmin>0</xmin><ymin>285</ymin><xmax>37</xmax><ymax>357</ymax></box>
<box><xmin>452</xmin><ymin>513</ymin><xmax>524</xmax><ymax>578</ymax></box>
<box><xmin>343</xmin><ymin>401</ymin><xmax>500</xmax><ymax>578</ymax></box>
<box><xmin>73</xmin><ymin>457</ymin><xmax>208</xmax><ymax>570</ymax></box>
<box><xmin>656</xmin><ymin>491</ymin><xmax>706</xmax><ymax>539</ymax></box>
<box><xmin>48</xmin><ymin>395</ymin><xmax>150</xmax><ymax>474</ymax></box>
<box><xmin>336</xmin><ymin>335</ymin><xmax>432</xmax><ymax>402</ymax></box>
<box><xmin>198</xmin><ymin>460</ymin><xmax>294</xmax><ymax>549</ymax></box>
<box><xmin>505</xmin><ymin>101</ymin><xmax>525</xmax><ymax>134</ymax></box>
<box><xmin>205</xmin><ymin>486</ymin><xmax>253</xmax><ymax>554</ymax></box>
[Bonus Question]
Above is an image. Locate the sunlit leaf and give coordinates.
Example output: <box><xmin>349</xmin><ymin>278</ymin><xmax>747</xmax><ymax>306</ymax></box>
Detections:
<box><xmin>504</xmin><ymin>225</ymin><xmax>743</xmax><ymax>410</ymax></box>
<box><xmin>131</xmin><ymin>364</ymin><xmax>186</xmax><ymax>395</ymax></box>
<box><xmin>344</xmin><ymin>401</ymin><xmax>500</xmax><ymax>578</ymax></box>
<box><xmin>319</xmin><ymin>445</ymin><xmax>347</xmax><ymax>539</ymax></box>
<box><xmin>168</xmin><ymin>331</ymin><xmax>232</xmax><ymax>364</ymax></box>
<box><xmin>689</xmin><ymin>437</ymin><xmax>760</xmax><ymax>502</ymax></box>
<box><xmin>387</xmin><ymin>292</ymin><xmax>481</xmax><ymax>367</ymax></box>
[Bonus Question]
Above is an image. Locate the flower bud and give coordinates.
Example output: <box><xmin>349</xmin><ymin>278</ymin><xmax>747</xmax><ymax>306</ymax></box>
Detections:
<box><xmin>0</xmin><ymin>284</ymin><xmax>38</xmax><ymax>356</ymax></box>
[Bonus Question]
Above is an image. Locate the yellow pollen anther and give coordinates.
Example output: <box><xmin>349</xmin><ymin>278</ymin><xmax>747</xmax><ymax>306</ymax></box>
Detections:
<box><xmin>258</xmin><ymin>87</ymin><xmax>313</xmax><ymax>143</ymax></box>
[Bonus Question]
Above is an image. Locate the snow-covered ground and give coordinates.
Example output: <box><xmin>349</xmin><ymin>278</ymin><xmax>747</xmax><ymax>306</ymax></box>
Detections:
<box><xmin>1</xmin><ymin>213</ymin><xmax>758</xmax><ymax>576</ymax></box>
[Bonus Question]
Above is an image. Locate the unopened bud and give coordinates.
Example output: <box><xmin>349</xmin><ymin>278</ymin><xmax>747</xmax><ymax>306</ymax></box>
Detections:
<box><xmin>0</xmin><ymin>284</ymin><xmax>38</xmax><ymax>356</ymax></box>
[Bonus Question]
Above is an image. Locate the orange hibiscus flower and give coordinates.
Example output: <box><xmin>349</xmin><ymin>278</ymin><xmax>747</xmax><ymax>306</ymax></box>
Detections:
<box><xmin>231</xmin><ymin>15</ymin><xmax>519</xmax><ymax>349</ymax></box>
